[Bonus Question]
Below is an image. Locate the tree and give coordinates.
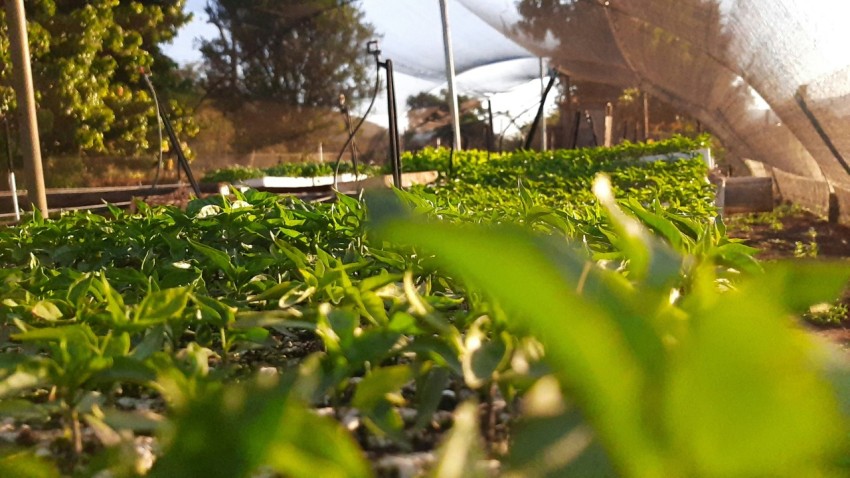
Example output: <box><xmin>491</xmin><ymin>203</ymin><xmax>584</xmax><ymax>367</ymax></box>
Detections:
<box><xmin>0</xmin><ymin>0</ymin><xmax>196</xmax><ymax>157</ymax></box>
<box><xmin>199</xmin><ymin>0</ymin><xmax>375</xmax><ymax>153</ymax></box>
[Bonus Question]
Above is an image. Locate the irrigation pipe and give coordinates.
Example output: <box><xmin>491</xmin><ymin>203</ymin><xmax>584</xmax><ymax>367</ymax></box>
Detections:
<box><xmin>333</xmin><ymin>57</ymin><xmax>381</xmax><ymax>190</ymax></box>
<box><xmin>140</xmin><ymin>71</ymin><xmax>165</xmax><ymax>194</ymax></box>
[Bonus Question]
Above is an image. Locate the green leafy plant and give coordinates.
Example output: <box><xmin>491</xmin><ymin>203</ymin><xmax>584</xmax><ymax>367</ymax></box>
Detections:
<box><xmin>372</xmin><ymin>175</ymin><xmax>850</xmax><ymax>476</ymax></box>
<box><xmin>803</xmin><ymin>300</ymin><xmax>848</xmax><ymax>326</ymax></box>
<box><xmin>0</xmin><ymin>323</ymin><xmax>154</xmax><ymax>454</ymax></box>
<box><xmin>794</xmin><ymin>227</ymin><xmax>820</xmax><ymax>258</ymax></box>
<box><xmin>150</xmin><ymin>374</ymin><xmax>372</xmax><ymax>478</ymax></box>
<box><xmin>0</xmin><ymin>1</ymin><xmax>196</xmax><ymax>157</ymax></box>
<box><xmin>2</xmin><ymin>137</ymin><xmax>825</xmax><ymax>476</ymax></box>
<box><xmin>200</xmin><ymin>166</ymin><xmax>265</xmax><ymax>183</ymax></box>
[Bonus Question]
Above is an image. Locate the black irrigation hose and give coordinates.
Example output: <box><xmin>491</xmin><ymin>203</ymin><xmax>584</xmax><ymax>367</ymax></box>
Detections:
<box><xmin>523</xmin><ymin>70</ymin><xmax>558</xmax><ymax>150</ymax></box>
<box><xmin>496</xmin><ymin>103</ymin><xmax>538</xmax><ymax>152</ymax></box>
<box><xmin>141</xmin><ymin>73</ymin><xmax>165</xmax><ymax>194</ymax></box>
<box><xmin>340</xmin><ymin>99</ymin><xmax>360</xmax><ymax>178</ymax></box>
<box><xmin>142</xmin><ymin>72</ymin><xmax>201</xmax><ymax>197</ymax></box>
<box><xmin>333</xmin><ymin>58</ymin><xmax>381</xmax><ymax>189</ymax></box>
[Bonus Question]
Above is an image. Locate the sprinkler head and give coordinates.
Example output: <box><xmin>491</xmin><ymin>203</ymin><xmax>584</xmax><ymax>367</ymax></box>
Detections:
<box><xmin>366</xmin><ymin>40</ymin><xmax>381</xmax><ymax>57</ymax></box>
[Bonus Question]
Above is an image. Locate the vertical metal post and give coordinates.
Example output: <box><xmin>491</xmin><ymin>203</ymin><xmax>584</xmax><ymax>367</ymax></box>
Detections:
<box><xmin>539</xmin><ymin>58</ymin><xmax>547</xmax><ymax>151</ymax></box>
<box><xmin>384</xmin><ymin>59</ymin><xmax>402</xmax><ymax>188</ymax></box>
<box><xmin>486</xmin><ymin>98</ymin><xmax>494</xmax><ymax>153</ymax></box>
<box><xmin>642</xmin><ymin>91</ymin><xmax>650</xmax><ymax>141</ymax></box>
<box><xmin>439</xmin><ymin>0</ymin><xmax>462</xmax><ymax>152</ymax></box>
<box><xmin>795</xmin><ymin>85</ymin><xmax>850</xmax><ymax>176</ymax></box>
<box><xmin>563</xmin><ymin>74</ymin><xmax>572</xmax><ymax>149</ymax></box>
<box><xmin>4</xmin><ymin>116</ymin><xmax>20</xmax><ymax>221</ymax></box>
<box><xmin>524</xmin><ymin>69</ymin><xmax>557</xmax><ymax>151</ymax></box>
<box><xmin>160</xmin><ymin>108</ymin><xmax>200</xmax><ymax>196</ymax></box>
<box><xmin>570</xmin><ymin>111</ymin><xmax>581</xmax><ymax>149</ymax></box>
<box><xmin>796</xmin><ymin>84</ymin><xmax>847</xmax><ymax>223</ymax></box>
<box><xmin>5</xmin><ymin>0</ymin><xmax>47</xmax><ymax>215</ymax></box>
<box><xmin>142</xmin><ymin>73</ymin><xmax>200</xmax><ymax>197</ymax></box>
<box><xmin>604</xmin><ymin>102</ymin><xmax>613</xmax><ymax>147</ymax></box>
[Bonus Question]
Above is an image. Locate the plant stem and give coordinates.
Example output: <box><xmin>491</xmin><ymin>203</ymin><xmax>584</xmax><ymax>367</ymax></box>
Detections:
<box><xmin>71</xmin><ymin>408</ymin><xmax>82</xmax><ymax>455</ymax></box>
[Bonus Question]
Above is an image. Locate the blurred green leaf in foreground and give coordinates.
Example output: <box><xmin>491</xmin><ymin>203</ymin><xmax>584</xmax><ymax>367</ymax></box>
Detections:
<box><xmin>373</xmin><ymin>175</ymin><xmax>850</xmax><ymax>477</ymax></box>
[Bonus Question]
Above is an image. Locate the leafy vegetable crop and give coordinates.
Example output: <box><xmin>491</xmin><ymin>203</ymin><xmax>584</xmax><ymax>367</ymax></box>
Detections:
<box><xmin>201</xmin><ymin>161</ymin><xmax>380</xmax><ymax>183</ymax></box>
<box><xmin>0</xmin><ymin>137</ymin><xmax>847</xmax><ymax>477</ymax></box>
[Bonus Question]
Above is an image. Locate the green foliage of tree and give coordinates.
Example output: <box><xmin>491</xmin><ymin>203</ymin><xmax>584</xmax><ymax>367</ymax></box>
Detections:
<box><xmin>199</xmin><ymin>0</ymin><xmax>375</xmax><ymax>153</ymax></box>
<box><xmin>0</xmin><ymin>0</ymin><xmax>197</xmax><ymax>157</ymax></box>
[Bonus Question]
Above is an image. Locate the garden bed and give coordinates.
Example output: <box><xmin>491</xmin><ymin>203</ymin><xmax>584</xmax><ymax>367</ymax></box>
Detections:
<box><xmin>725</xmin><ymin>204</ymin><xmax>850</xmax><ymax>346</ymax></box>
<box><xmin>1</xmin><ymin>138</ymin><xmax>848</xmax><ymax>477</ymax></box>
<box><xmin>726</xmin><ymin>204</ymin><xmax>850</xmax><ymax>259</ymax></box>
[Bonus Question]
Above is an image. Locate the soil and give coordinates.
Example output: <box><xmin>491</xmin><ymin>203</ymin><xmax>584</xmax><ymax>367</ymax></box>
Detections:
<box><xmin>725</xmin><ymin>207</ymin><xmax>850</xmax><ymax>260</ymax></box>
<box><xmin>129</xmin><ymin>184</ymin><xmax>202</xmax><ymax>210</ymax></box>
<box><xmin>724</xmin><ymin>206</ymin><xmax>850</xmax><ymax>348</ymax></box>
<box><xmin>7</xmin><ymin>197</ymin><xmax>850</xmax><ymax>475</ymax></box>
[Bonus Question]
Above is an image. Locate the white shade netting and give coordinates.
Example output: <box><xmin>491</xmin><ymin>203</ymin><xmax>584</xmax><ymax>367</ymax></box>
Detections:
<box><xmin>366</xmin><ymin>0</ymin><xmax>850</xmax><ymax>187</ymax></box>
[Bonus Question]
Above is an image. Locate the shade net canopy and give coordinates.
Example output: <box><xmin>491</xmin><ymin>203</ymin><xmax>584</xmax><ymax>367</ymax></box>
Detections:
<box><xmin>363</xmin><ymin>0</ymin><xmax>850</xmax><ymax>187</ymax></box>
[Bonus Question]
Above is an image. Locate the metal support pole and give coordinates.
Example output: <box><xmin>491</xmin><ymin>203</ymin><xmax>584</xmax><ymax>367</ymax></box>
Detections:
<box><xmin>382</xmin><ymin>59</ymin><xmax>402</xmax><ymax>188</ymax></box>
<box><xmin>142</xmin><ymin>73</ymin><xmax>201</xmax><ymax>197</ymax></box>
<box><xmin>570</xmin><ymin>111</ymin><xmax>581</xmax><ymax>149</ymax></box>
<box><xmin>161</xmin><ymin>108</ymin><xmax>200</xmax><ymax>196</ymax></box>
<box><xmin>4</xmin><ymin>116</ymin><xmax>20</xmax><ymax>221</ymax></box>
<box><xmin>439</xmin><ymin>0</ymin><xmax>462</xmax><ymax>152</ymax></box>
<box><xmin>524</xmin><ymin>69</ymin><xmax>557</xmax><ymax>151</ymax></box>
<box><xmin>486</xmin><ymin>98</ymin><xmax>494</xmax><ymax>153</ymax></box>
<box><xmin>8</xmin><ymin>170</ymin><xmax>19</xmax><ymax>221</ymax></box>
<box><xmin>642</xmin><ymin>91</ymin><xmax>650</xmax><ymax>141</ymax></box>
<box><xmin>795</xmin><ymin>85</ymin><xmax>850</xmax><ymax>176</ymax></box>
<box><xmin>539</xmin><ymin>58</ymin><xmax>547</xmax><ymax>151</ymax></box>
<box><xmin>563</xmin><ymin>74</ymin><xmax>572</xmax><ymax>149</ymax></box>
<box><xmin>604</xmin><ymin>102</ymin><xmax>613</xmax><ymax>147</ymax></box>
<box><xmin>5</xmin><ymin>0</ymin><xmax>47</xmax><ymax>215</ymax></box>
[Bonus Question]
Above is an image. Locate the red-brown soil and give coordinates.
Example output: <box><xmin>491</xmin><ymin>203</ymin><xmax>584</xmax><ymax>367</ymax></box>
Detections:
<box><xmin>725</xmin><ymin>206</ymin><xmax>850</xmax><ymax>348</ymax></box>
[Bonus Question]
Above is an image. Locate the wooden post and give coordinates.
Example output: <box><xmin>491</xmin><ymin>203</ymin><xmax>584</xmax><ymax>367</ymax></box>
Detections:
<box><xmin>5</xmin><ymin>0</ymin><xmax>47</xmax><ymax>215</ymax></box>
<box><xmin>604</xmin><ymin>102</ymin><xmax>613</xmax><ymax>147</ymax></box>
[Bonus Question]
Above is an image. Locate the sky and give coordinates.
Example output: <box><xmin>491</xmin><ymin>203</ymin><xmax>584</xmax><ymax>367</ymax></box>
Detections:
<box><xmin>161</xmin><ymin>0</ymin><xmax>554</xmax><ymax>134</ymax></box>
